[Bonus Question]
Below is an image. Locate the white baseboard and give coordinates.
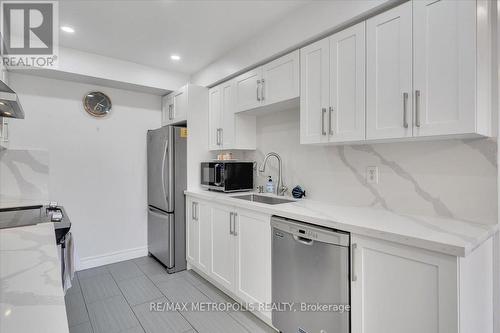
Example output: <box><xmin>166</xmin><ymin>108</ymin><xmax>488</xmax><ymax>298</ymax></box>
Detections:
<box><xmin>77</xmin><ymin>246</ymin><xmax>148</xmax><ymax>271</ymax></box>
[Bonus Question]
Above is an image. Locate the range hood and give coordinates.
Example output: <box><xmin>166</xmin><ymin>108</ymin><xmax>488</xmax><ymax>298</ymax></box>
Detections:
<box><xmin>0</xmin><ymin>80</ymin><xmax>24</xmax><ymax>119</ymax></box>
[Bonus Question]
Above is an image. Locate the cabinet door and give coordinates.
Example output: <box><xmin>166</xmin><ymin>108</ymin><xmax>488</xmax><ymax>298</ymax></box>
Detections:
<box><xmin>186</xmin><ymin>198</ymin><xmax>199</xmax><ymax>265</ymax></box>
<box><xmin>210</xmin><ymin>204</ymin><xmax>235</xmax><ymax>292</ymax></box>
<box><xmin>234</xmin><ymin>209</ymin><xmax>272</xmax><ymax>319</ymax></box>
<box><xmin>413</xmin><ymin>0</ymin><xmax>476</xmax><ymax>137</ymax></box>
<box><xmin>300</xmin><ymin>38</ymin><xmax>329</xmax><ymax>144</ymax></box>
<box><xmin>235</xmin><ymin>68</ymin><xmax>262</xmax><ymax>112</ymax></box>
<box><xmin>196</xmin><ymin>200</ymin><xmax>211</xmax><ymax>274</ymax></box>
<box><xmin>221</xmin><ymin>80</ymin><xmax>235</xmax><ymax>149</ymax></box>
<box><xmin>329</xmin><ymin>22</ymin><xmax>366</xmax><ymax>142</ymax></box>
<box><xmin>366</xmin><ymin>2</ymin><xmax>413</xmax><ymax>140</ymax></box>
<box><xmin>208</xmin><ymin>86</ymin><xmax>222</xmax><ymax>150</ymax></box>
<box><xmin>172</xmin><ymin>85</ymin><xmax>188</xmax><ymax>122</ymax></box>
<box><xmin>261</xmin><ymin>50</ymin><xmax>299</xmax><ymax>106</ymax></box>
<box><xmin>161</xmin><ymin>94</ymin><xmax>173</xmax><ymax>126</ymax></box>
<box><xmin>351</xmin><ymin>234</ymin><xmax>458</xmax><ymax>333</ymax></box>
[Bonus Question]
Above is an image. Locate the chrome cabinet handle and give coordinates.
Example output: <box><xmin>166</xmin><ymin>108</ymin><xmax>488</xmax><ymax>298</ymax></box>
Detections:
<box><xmin>192</xmin><ymin>202</ymin><xmax>196</xmax><ymax>221</ymax></box>
<box><xmin>261</xmin><ymin>79</ymin><xmax>265</xmax><ymax>101</ymax></box>
<box><xmin>216</xmin><ymin>128</ymin><xmax>223</xmax><ymax>146</ymax></box>
<box><xmin>403</xmin><ymin>92</ymin><xmax>409</xmax><ymax>128</ymax></box>
<box><xmin>229</xmin><ymin>212</ymin><xmax>234</xmax><ymax>235</ymax></box>
<box><xmin>329</xmin><ymin>106</ymin><xmax>334</xmax><ymax>135</ymax></box>
<box><xmin>0</xmin><ymin>119</ymin><xmax>8</xmax><ymax>141</ymax></box>
<box><xmin>232</xmin><ymin>212</ymin><xmax>238</xmax><ymax>236</ymax></box>
<box><xmin>169</xmin><ymin>104</ymin><xmax>174</xmax><ymax>120</ymax></box>
<box><xmin>215</xmin><ymin>129</ymin><xmax>219</xmax><ymax>146</ymax></box>
<box><xmin>219</xmin><ymin>128</ymin><xmax>223</xmax><ymax>146</ymax></box>
<box><xmin>321</xmin><ymin>108</ymin><xmax>327</xmax><ymax>135</ymax></box>
<box><xmin>194</xmin><ymin>202</ymin><xmax>199</xmax><ymax>221</ymax></box>
<box><xmin>351</xmin><ymin>243</ymin><xmax>357</xmax><ymax>282</ymax></box>
<box><xmin>415</xmin><ymin>90</ymin><xmax>421</xmax><ymax>127</ymax></box>
<box><xmin>256</xmin><ymin>80</ymin><xmax>261</xmax><ymax>101</ymax></box>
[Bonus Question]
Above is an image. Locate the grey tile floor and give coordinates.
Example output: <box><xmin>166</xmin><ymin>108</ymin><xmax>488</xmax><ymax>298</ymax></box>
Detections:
<box><xmin>65</xmin><ymin>256</ymin><xmax>275</xmax><ymax>333</ymax></box>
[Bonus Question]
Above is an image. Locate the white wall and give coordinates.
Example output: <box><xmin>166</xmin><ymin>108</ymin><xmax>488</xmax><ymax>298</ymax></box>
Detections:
<box><xmin>191</xmin><ymin>0</ymin><xmax>393</xmax><ymax>86</ymax></box>
<box><xmin>244</xmin><ymin>109</ymin><xmax>498</xmax><ymax>225</ymax></box>
<box><xmin>2</xmin><ymin>72</ymin><xmax>161</xmax><ymax>268</ymax></box>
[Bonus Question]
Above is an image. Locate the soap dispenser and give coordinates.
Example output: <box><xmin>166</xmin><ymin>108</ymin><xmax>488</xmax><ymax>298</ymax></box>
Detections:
<box><xmin>266</xmin><ymin>176</ymin><xmax>274</xmax><ymax>193</ymax></box>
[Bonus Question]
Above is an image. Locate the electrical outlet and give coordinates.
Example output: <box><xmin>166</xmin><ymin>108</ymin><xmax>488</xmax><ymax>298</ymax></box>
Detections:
<box><xmin>366</xmin><ymin>166</ymin><xmax>379</xmax><ymax>184</ymax></box>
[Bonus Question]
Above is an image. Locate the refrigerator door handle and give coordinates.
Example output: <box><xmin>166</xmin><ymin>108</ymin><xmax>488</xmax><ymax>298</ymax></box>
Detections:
<box><xmin>160</xmin><ymin>139</ymin><xmax>168</xmax><ymax>210</ymax></box>
<box><xmin>165</xmin><ymin>128</ymin><xmax>175</xmax><ymax>211</ymax></box>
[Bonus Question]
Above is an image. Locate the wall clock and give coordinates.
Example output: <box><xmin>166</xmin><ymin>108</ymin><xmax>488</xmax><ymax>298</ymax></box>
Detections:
<box><xmin>83</xmin><ymin>91</ymin><xmax>112</xmax><ymax>117</ymax></box>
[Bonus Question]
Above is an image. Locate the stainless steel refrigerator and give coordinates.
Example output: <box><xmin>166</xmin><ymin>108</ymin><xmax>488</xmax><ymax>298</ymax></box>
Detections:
<box><xmin>147</xmin><ymin>125</ymin><xmax>186</xmax><ymax>273</ymax></box>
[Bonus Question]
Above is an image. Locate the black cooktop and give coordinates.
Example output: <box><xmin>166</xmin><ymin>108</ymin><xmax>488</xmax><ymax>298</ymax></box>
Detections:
<box><xmin>0</xmin><ymin>205</ymin><xmax>71</xmax><ymax>244</ymax></box>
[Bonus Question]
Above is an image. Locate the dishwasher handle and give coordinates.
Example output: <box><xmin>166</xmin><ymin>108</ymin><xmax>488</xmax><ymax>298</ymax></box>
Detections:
<box><xmin>293</xmin><ymin>235</ymin><xmax>314</xmax><ymax>245</ymax></box>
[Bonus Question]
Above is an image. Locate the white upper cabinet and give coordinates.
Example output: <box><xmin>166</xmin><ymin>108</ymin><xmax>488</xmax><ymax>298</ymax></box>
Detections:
<box><xmin>300</xmin><ymin>22</ymin><xmax>365</xmax><ymax>144</ymax></box>
<box><xmin>208</xmin><ymin>80</ymin><xmax>256</xmax><ymax>151</ymax></box>
<box><xmin>261</xmin><ymin>50</ymin><xmax>300</xmax><ymax>106</ymax></box>
<box><xmin>235</xmin><ymin>68</ymin><xmax>263</xmax><ymax>112</ymax></box>
<box><xmin>366</xmin><ymin>0</ymin><xmax>493</xmax><ymax>141</ymax></box>
<box><xmin>300</xmin><ymin>38</ymin><xmax>329</xmax><ymax>144</ymax></box>
<box><xmin>221</xmin><ymin>81</ymin><xmax>236</xmax><ymax>149</ymax></box>
<box><xmin>162</xmin><ymin>84</ymin><xmax>189</xmax><ymax>126</ymax></box>
<box><xmin>234</xmin><ymin>51</ymin><xmax>300</xmax><ymax>113</ymax></box>
<box><xmin>161</xmin><ymin>94</ymin><xmax>173</xmax><ymax>126</ymax></box>
<box><xmin>329</xmin><ymin>22</ymin><xmax>366</xmax><ymax>142</ymax></box>
<box><xmin>208</xmin><ymin>85</ymin><xmax>222</xmax><ymax>150</ymax></box>
<box><xmin>413</xmin><ymin>0</ymin><xmax>476</xmax><ymax>137</ymax></box>
<box><xmin>172</xmin><ymin>85</ymin><xmax>188</xmax><ymax>123</ymax></box>
<box><xmin>366</xmin><ymin>2</ymin><xmax>413</xmax><ymax>140</ymax></box>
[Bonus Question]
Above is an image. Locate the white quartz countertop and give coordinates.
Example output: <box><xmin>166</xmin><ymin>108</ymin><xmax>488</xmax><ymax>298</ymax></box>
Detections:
<box><xmin>186</xmin><ymin>190</ymin><xmax>498</xmax><ymax>257</ymax></box>
<box><xmin>0</xmin><ymin>223</ymin><xmax>69</xmax><ymax>333</ymax></box>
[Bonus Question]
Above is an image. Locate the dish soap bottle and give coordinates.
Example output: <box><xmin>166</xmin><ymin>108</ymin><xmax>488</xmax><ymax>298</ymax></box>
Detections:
<box><xmin>266</xmin><ymin>176</ymin><xmax>274</xmax><ymax>193</ymax></box>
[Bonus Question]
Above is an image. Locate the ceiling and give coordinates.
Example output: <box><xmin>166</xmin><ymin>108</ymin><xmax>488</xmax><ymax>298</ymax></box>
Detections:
<box><xmin>58</xmin><ymin>0</ymin><xmax>308</xmax><ymax>75</ymax></box>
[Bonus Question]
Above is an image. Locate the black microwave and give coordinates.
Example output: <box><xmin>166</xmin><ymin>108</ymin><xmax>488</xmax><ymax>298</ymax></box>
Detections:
<box><xmin>201</xmin><ymin>161</ymin><xmax>254</xmax><ymax>192</ymax></box>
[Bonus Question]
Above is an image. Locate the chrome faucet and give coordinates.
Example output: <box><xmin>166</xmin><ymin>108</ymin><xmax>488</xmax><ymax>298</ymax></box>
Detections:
<box><xmin>259</xmin><ymin>152</ymin><xmax>287</xmax><ymax>196</ymax></box>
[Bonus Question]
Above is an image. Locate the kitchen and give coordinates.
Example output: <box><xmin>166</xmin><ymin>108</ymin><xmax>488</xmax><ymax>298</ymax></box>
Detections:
<box><xmin>0</xmin><ymin>0</ymin><xmax>498</xmax><ymax>333</ymax></box>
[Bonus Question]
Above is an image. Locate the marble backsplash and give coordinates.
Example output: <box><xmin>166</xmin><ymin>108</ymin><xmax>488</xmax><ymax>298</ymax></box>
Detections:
<box><xmin>0</xmin><ymin>148</ymin><xmax>49</xmax><ymax>203</ymax></box>
<box><xmin>243</xmin><ymin>108</ymin><xmax>498</xmax><ymax>225</ymax></box>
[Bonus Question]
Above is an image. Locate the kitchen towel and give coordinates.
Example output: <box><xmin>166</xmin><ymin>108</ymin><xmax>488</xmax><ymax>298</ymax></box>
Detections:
<box><xmin>62</xmin><ymin>232</ymin><xmax>75</xmax><ymax>293</ymax></box>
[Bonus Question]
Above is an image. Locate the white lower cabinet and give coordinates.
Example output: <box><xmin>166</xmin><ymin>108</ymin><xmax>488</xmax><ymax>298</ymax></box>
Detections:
<box><xmin>351</xmin><ymin>234</ymin><xmax>493</xmax><ymax>333</ymax></box>
<box><xmin>186</xmin><ymin>196</ymin><xmax>493</xmax><ymax>332</ymax></box>
<box><xmin>185</xmin><ymin>195</ymin><xmax>272</xmax><ymax>322</ymax></box>
<box><xmin>210</xmin><ymin>203</ymin><xmax>236</xmax><ymax>291</ymax></box>
<box><xmin>186</xmin><ymin>198</ymin><xmax>211</xmax><ymax>275</ymax></box>
<box><xmin>234</xmin><ymin>208</ymin><xmax>272</xmax><ymax>319</ymax></box>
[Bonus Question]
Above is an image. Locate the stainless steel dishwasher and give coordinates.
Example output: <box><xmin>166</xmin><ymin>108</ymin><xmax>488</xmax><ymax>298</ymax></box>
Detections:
<box><xmin>271</xmin><ymin>216</ymin><xmax>350</xmax><ymax>333</ymax></box>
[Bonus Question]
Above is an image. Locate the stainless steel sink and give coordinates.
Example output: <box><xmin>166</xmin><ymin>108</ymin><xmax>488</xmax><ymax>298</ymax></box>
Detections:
<box><xmin>232</xmin><ymin>194</ymin><xmax>294</xmax><ymax>205</ymax></box>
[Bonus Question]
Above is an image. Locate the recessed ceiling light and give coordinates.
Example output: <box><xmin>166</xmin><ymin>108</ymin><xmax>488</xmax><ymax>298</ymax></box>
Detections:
<box><xmin>170</xmin><ymin>54</ymin><xmax>181</xmax><ymax>61</ymax></box>
<box><xmin>61</xmin><ymin>26</ymin><xmax>75</xmax><ymax>33</ymax></box>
